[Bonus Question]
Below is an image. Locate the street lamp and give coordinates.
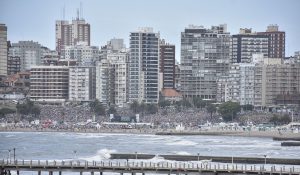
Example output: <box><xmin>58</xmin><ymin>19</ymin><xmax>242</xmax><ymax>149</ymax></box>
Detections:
<box><xmin>8</xmin><ymin>150</ymin><xmax>11</xmax><ymax>163</ymax></box>
<box><xmin>263</xmin><ymin>155</ymin><xmax>267</xmax><ymax>165</ymax></box>
<box><xmin>197</xmin><ymin>153</ymin><xmax>200</xmax><ymax>161</ymax></box>
<box><xmin>135</xmin><ymin>152</ymin><xmax>137</xmax><ymax>160</ymax></box>
<box><xmin>13</xmin><ymin>148</ymin><xmax>15</xmax><ymax>162</ymax></box>
<box><xmin>73</xmin><ymin>150</ymin><xmax>77</xmax><ymax>160</ymax></box>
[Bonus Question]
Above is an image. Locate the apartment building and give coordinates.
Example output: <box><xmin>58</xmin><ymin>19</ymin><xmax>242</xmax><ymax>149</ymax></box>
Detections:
<box><xmin>30</xmin><ymin>66</ymin><xmax>69</xmax><ymax>103</ymax></box>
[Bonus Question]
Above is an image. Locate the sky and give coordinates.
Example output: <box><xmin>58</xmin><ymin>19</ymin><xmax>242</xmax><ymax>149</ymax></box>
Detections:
<box><xmin>1</xmin><ymin>0</ymin><xmax>300</xmax><ymax>62</ymax></box>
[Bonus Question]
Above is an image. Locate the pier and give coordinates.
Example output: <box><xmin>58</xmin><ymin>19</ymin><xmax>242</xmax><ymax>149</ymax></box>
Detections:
<box><xmin>1</xmin><ymin>159</ymin><xmax>300</xmax><ymax>175</ymax></box>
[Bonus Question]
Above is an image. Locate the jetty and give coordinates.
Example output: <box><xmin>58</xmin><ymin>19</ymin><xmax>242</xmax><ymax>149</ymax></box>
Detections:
<box><xmin>1</xmin><ymin>159</ymin><xmax>300</xmax><ymax>175</ymax></box>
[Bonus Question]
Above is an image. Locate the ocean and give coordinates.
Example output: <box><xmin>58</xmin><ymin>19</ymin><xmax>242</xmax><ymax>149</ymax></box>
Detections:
<box><xmin>1</xmin><ymin>132</ymin><xmax>299</xmax><ymax>174</ymax></box>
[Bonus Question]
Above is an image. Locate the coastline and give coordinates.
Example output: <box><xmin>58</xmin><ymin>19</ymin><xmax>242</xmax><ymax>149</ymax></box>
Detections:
<box><xmin>1</xmin><ymin>127</ymin><xmax>300</xmax><ymax>139</ymax></box>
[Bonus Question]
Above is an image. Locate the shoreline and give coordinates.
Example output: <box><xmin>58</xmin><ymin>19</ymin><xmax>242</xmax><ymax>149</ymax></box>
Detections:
<box><xmin>1</xmin><ymin>127</ymin><xmax>300</xmax><ymax>139</ymax></box>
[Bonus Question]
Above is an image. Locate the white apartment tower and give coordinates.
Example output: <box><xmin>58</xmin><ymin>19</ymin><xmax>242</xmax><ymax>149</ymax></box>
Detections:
<box><xmin>61</xmin><ymin>43</ymin><xmax>99</xmax><ymax>65</ymax></box>
<box><xmin>69</xmin><ymin>66</ymin><xmax>96</xmax><ymax>102</ymax></box>
<box><xmin>96</xmin><ymin>51</ymin><xmax>128</xmax><ymax>107</ymax></box>
<box><xmin>0</xmin><ymin>24</ymin><xmax>7</xmax><ymax>77</ymax></box>
<box><xmin>129</xmin><ymin>27</ymin><xmax>160</xmax><ymax>104</ymax></box>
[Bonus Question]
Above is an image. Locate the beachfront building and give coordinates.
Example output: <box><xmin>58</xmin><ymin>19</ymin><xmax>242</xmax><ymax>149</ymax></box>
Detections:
<box><xmin>257</xmin><ymin>24</ymin><xmax>285</xmax><ymax>59</ymax></box>
<box><xmin>9</xmin><ymin>41</ymin><xmax>43</xmax><ymax>71</ymax></box>
<box><xmin>159</xmin><ymin>39</ymin><xmax>175</xmax><ymax>89</ymax></box>
<box><xmin>55</xmin><ymin>17</ymin><xmax>90</xmax><ymax>55</ymax></box>
<box><xmin>129</xmin><ymin>27</ymin><xmax>160</xmax><ymax>104</ymax></box>
<box><xmin>30</xmin><ymin>66</ymin><xmax>69</xmax><ymax>103</ymax></box>
<box><xmin>232</xmin><ymin>28</ymin><xmax>269</xmax><ymax>63</ymax></box>
<box><xmin>180</xmin><ymin>24</ymin><xmax>231</xmax><ymax>100</ymax></box>
<box><xmin>69</xmin><ymin>66</ymin><xmax>96</xmax><ymax>102</ymax></box>
<box><xmin>60</xmin><ymin>42</ymin><xmax>99</xmax><ymax>66</ymax></box>
<box><xmin>96</xmin><ymin>51</ymin><xmax>128</xmax><ymax>107</ymax></box>
<box><xmin>0</xmin><ymin>24</ymin><xmax>7</xmax><ymax>78</ymax></box>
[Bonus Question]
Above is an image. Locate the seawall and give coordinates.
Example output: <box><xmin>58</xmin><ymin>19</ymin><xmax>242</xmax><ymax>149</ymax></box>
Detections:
<box><xmin>110</xmin><ymin>153</ymin><xmax>300</xmax><ymax>165</ymax></box>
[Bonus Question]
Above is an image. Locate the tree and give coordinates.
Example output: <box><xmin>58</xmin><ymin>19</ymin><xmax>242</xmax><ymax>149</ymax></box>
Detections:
<box><xmin>242</xmin><ymin>104</ymin><xmax>254</xmax><ymax>111</ymax></box>
<box><xmin>206</xmin><ymin>104</ymin><xmax>217</xmax><ymax>120</ymax></box>
<box><xmin>193</xmin><ymin>97</ymin><xmax>206</xmax><ymax>108</ymax></box>
<box><xmin>218</xmin><ymin>101</ymin><xmax>241</xmax><ymax>122</ymax></box>
<box><xmin>158</xmin><ymin>100</ymin><xmax>171</xmax><ymax>108</ymax></box>
<box><xmin>90</xmin><ymin>100</ymin><xmax>106</xmax><ymax>116</ymax></box>
<box><xmin>146</xmin><ymin>104</ymin><xmax>158</xmax><ymax>114</ymax></box>
<box><xmin>31</xmin><ymin>105</ymin><xmax>41</xmax><ymax>118</ymax></box>
<box><xmin>130</xmin><ymin>100</ymin><xmax>140</xmax><ymax>113</ymax></box>
<box><xmin>0</xmin><ymin>108</ymin><xmax>16</xmax><ymax>118</ymax></box>
<box><xmin>107</xmin><ymin>106</ymin><xmax>117</xmax><ymax>115</ymax></box>
<box><xmin>269</xmin><ymin>114</ymin><xmax>291</xmax><ymax>125</ymax></box>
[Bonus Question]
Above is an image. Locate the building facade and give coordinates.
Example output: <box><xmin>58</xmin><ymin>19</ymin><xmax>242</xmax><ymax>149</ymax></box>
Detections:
<box><xmin>160</xmin><ymin>40</ymin><xmax>175</xmax><ymax>89</ymax></box>
<box><xmin>61</xmin><ymin>43</ymin><xmax>99</xmax><ymax>66</ymax></box>
<box><xmin>9</xmin><ymin>41</ymin><xmax>43</xmax><ymax>71</ymax></box>
<box><xmin>180</xmin><ymin>24</ymin><xmax>231</xmax><ymax>100</ymax></box>
<box><xmin>69</xmin><ymin>66</ymin><xmax>96</xmax><ymax>102</ymax></box>
<box><xmin>96</xmin><ymin>52</ymin><xmax>128</xmax><ymax>107</ymax></box>
<box><xmin>258</xmin><ymin>25</ymin><xmax>285</xmax><ymax>59</ymax></box>
<box><xmin>30</xmin><ymin>66</ymin><xmax>69</xmax><ymax>103</ymax></box>
<box><xmin>129</xmin><ymin>27</ymin><xmax>160</xmax><ymax>103</ymax></box>
<box><xmin>232</xmin><ymin>29</ymin><xmax>269</xmax><ymax>63</ymax></box>
<box><xmin>56</xmin><ymin>18</ymin><xmax>90</xmax><ymax>55</ymax></box>
<box><xmin>0</xmin><ymin>24</ymin><xmax>7</xmax><ymax>77</ymax></box>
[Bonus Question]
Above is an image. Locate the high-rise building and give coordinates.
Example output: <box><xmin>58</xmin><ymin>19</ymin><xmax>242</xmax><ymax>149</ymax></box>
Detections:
<box><xmin>159</xmin><ymin>39</ymin><xmax>175</xmax><ymax>89</ymax></box>
<box><xmin>0</xmin><ymin>24</ymin><xmax>7</xmax><ymax>77</ymax></box>
<box><xmin>180</xmin><ymin>24</ymin><xmax>231</xmax><ymax>100</ymax></box>
<box><xmin>69</xmin><ymin>66</ymin><xmax>96</xmax><ymax>102</ymax></box>
<box><xmin>129</xmin><ymin>27</ymin><xmax>160</xmax><ymax>103</ymax></box>
<box><xmin>232</xmin><ymin>28</ymin><xmax>269</xmax><ymax>63</ymax></box>
<box><xmin>258</xmin><ymin>25</ymin><xmax>285</xmax><ymax>58</ymax></box>
<box><xmin>61</xmin><ymin>42</ymin><xmax>99</xmax><ymax>66</ymax></box>
<box><xmin>9</xmin><ymin>41</ymin><xmax>43</xmax><ymax>71</ymax></box>
<box><xmin>56</xmin><ymin>17</ymin><xmax>90</xmax><ymax>55</ymax></box>
<box><xmin>96</xmin><ymin>51</ymin><xmax>129</xmax><ymax>107</ymax></box>
<box><xmin>30</xmin><ymin>66</ymin><xmax>69</xmax><ymax>103</ymax></box>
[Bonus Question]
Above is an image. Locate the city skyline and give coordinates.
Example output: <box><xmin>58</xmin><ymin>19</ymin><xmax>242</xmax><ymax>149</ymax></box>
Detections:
<box><xmin>1</xmin><ymin>0</ymin><xmax>300</xmax><ymax>62</ymax></box>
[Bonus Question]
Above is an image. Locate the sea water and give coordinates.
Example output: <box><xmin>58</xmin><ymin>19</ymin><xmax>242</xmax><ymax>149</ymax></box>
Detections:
<box><xmin>1</xmin><ymin>132</ymin><xmax>300</xmax><ymax>174</ymax></box>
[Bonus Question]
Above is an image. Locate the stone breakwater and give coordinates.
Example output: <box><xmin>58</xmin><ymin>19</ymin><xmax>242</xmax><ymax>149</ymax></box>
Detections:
<box><xmin>110</xmin><ymin>153</ymin><xmax>300</xmax><ymax>165</ymax></box>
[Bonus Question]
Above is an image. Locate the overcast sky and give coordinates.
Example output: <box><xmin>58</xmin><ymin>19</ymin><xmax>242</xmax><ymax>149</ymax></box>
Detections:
<box><xmin>1</xmin><ymin>0</ymin><xmax>299</xmax><ymax>61</ymax></box>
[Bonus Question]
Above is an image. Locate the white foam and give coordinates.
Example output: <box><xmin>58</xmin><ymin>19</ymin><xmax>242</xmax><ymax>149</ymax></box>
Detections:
<box><xmin>166</xmin><ymin>140</ymin><xmax>197</xmax><ymax>146</ymax></box>
<box><xmin>173</xmin><ymin>151</ymin><xmax>191</xmax><ymax>155</ymax></box>
<box><xmin>79</xmin><ymin>149</ymin><xmax>116</xmax><ymax>161</ymax></box>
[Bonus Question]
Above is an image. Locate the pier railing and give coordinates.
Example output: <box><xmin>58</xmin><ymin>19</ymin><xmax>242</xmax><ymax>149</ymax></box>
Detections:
<box><xmin>1</xmin><ymin>159</ymin><xmax>300</xmax><ymax>174</ymax></box>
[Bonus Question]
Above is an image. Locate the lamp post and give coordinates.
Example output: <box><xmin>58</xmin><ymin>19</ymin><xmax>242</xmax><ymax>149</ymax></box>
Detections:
<box><xmin>8</xmin><ymin>150</ymin><xmax>11</xmax><ymax>163</ymax></box>
<box><xmin>263</xmin><ymin>155</ymin><xmax>267</xmax><ymax>165</ymax></box>
<box><xmin>73</xmin><ymin>150</ymin><xmax>77</xmax><ymax>160</ymax></box>
<box><xmin>13</xmin><ymin>148</ymin><xmax>15</xmax><ymax>162</ymax></box>
<box><xmin>135</xmin><ymin>152</ymin><xmax>137</xmax><ymax>160</ymax></box>
<box><xmin>197</xmin><ymin>153</ymin><xmax>200</xmax><ymax>161</ymax></box>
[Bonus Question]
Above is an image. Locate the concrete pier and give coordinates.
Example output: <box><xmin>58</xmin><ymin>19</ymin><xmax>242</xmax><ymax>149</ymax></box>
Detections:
<box><xmin>1</xmin><ymin>159</ymin><xmax>299</xmax><ymax>175</ymax></box>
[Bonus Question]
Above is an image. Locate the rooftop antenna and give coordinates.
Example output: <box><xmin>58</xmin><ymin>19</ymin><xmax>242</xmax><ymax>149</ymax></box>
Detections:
<box><xmin>76</xmin><ymin>8</ymin><xmax>79</xmax><ymax>20</ymax></box>
<box><xmin>63</xmin><ymin>5</ymin><xmax>65</xmax><ymax>20</ymax></box>
<box><xmin>80</xmin><ymin>2</ymin><xmax>83</xmax><ymax>19</ymax></box>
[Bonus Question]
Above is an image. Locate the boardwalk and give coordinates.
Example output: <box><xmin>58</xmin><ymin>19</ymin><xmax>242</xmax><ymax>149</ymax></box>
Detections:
<box><xmin>1</xmin><ymin>159</ymin><xmax>300</xmax><ymax>175</ymax></box>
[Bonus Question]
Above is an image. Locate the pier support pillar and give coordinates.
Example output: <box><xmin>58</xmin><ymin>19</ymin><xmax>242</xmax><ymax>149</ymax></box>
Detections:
<box><xmin>49</xmin><ymin>171</ymin><xmax>53</xmax><ymax>175</ymax></box>
<box><xmin>91</xmin><ymin>172</ymin><xmax>94</xmax><ymax>175</ymax></box>
<box><xmin>38</xmin><ymin>171</ymin><xmax>41</xmax><ymax>175</ymax></box>
<box><xmin>80</xmin><ymin>172</ymin><xmax>83</xmax><ymax>175</ymax></box>
<box><xmin>59</xmin><ymin>171</ymin><xmax>62</xmax><ymax>175</ymax></box>
<box><xmin>100</xmin><ymin>172</ymin><xmax>103</xmax><ymax>175</ymax></box>
<box><xmin>132</xmin><ymin>173</ymin><xmax>136</xmax><ymax>175</ymax></box>
<box><xmin>16</xmin><ymin>171</ymin><xmax>19</xmax><ymax>175</ymax></box>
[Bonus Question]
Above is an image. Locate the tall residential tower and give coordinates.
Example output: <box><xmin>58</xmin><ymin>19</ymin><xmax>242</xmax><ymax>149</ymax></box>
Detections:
<box><xmin>129</xmin><ymin>27</ymin><xmax>160</xmax><ymax>103</ymax></box>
